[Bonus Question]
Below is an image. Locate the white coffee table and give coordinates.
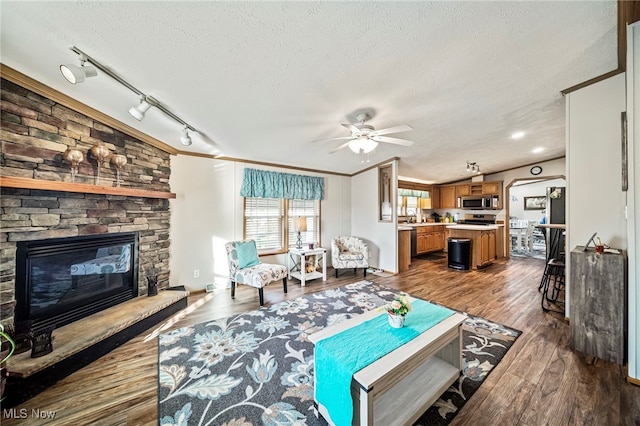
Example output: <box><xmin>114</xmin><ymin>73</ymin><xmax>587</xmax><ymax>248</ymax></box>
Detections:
<box><xmin>309</xmin><ymin>304</ymin><xmax>466</xmax><ymax>426</ymax></box>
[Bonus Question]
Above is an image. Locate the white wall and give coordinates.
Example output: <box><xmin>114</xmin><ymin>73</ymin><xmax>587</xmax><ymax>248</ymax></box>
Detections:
<box><xmin>509</xmin><ymin>178</ymin><xmax>566</xmax><ymax>222</ymax></box>
<box><xmin>567</xmin><ymin>74</ymin><xmax>627</xmax><ymax>250</ymax></box>
<box><xmin>566</xmin><ymin>72</ymin><xmax>626</xmax><ymax>320</ymax></box>
<box><xmin>169</xmin><ymin>156</ymin><xmax>351</xmax><ymax>291</ymax></box>
<box><xmin>350</xmin><ymin>160</ymin><xmax>399</xmax><ymax>272</ymax></box>
<box><xmin>626</xmin><ymin>21</ymin><xmax>639</xmax><ymax>381</ymax></box>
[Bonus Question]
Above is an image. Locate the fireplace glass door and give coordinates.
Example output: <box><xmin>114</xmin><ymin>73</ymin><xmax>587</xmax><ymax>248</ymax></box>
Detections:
<box><xmin>15</xmin><ymin>232</ymin><xmax>139</xmax><ymax>330</ymax></box>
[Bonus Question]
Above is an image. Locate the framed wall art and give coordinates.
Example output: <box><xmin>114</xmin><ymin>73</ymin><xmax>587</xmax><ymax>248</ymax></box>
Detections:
<box><xmin>524</xmin><ymin>196</ymin><xmax>546</xmax><ymax>210</ymax></box>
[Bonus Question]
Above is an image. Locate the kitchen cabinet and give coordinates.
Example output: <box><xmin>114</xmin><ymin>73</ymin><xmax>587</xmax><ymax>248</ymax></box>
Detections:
<box><xmin>439</xmin><ymin>186</ymin><xmax>457</xmax><ymax>209</ymax></box>
<box><xmin>414</xmin><ymin>225</ymin><xmax>446</xmax><ymax>255</ymax></box>
<box><xmin>456</xmin><ymin>184</ymin><xmax>471</xmax><ymax>197</ymax></box>
<box><xmin>430</xmin><ymin>186</ymin><xmax>440</xmax><ymax>209</ymax></box>
<box><xmin>455</xmin><ymin>185</ymin><xmax>470</xmax><ymax>197</ymax></box>
<box><xmin>447</xmin><ymin>226</ymin><xmax>497</xmax><ymax>269</ymax></box>
<box><xmin>481</xmin><ymin>182</ymin><xmax>501</xmax><ymax>195</ymax></box>
<box><xmin>478</xmin><ymin>229</ymin><xmax>497</xmax><ymax>266</ymax></box>
<box><xmin>398</xmin><ymin>229</ymin><xmax>411</xmax><ymax>272</ymax></box>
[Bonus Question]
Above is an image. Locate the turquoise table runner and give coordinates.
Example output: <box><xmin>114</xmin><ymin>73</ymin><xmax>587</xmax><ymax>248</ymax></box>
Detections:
<box><xmin>314</xmin><ymin>299</ymin><xmax>455</xmax><ymax>426</ymax></box>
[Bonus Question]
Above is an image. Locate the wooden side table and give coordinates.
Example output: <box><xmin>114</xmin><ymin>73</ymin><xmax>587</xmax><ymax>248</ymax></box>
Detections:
<box><xmin>287</xmin><ymin>247</ymin><xmax>327</xmax><ymax>287</ymax></box>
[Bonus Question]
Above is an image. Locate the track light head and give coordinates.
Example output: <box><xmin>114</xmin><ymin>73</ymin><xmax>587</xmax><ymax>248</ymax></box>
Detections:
<box><xmin>180</xmin><ymin>126</ymin><xmax>192</xmax><ymax>146</ymax></box>
<box><xmin>129</xmin><ymin>99</ymin><xmax>152</xmax><ymax>121</ymax></box>
<box><xmin>60</xmin><ymin>62</ymin><xmax>97</xmax><ymax>84</ymax></box>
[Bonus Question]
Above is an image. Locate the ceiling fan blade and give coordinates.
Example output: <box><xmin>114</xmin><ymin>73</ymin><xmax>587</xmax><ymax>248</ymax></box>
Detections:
<box><xmin>372</xmin><ymin>136</ymin><xmax>414</xmax><ymax>146</ymax></box>
<box><xmin>341</xmin><ymin>123</ymin><xmax>360</xmax><ymax>133</ymax></box>
<box><xmin>371</xmin><ymin>124</ymin><xmax>413</xmax><ymax>136</ymax></box>
<box><xmin>328</xmin><ymin>140</ymin><xmax>353</xmax><ymax>154</ymax></box>
<box><xmin>312</xmin><ymin>136</ymin><xmax>354</xmax><ymax>143</ymax></box>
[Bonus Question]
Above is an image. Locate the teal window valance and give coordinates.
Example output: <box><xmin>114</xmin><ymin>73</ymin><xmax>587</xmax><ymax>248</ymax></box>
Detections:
<box><xmin>240</xmin><ymin>168</ymin><xmax>325</xmax><ymax>200</ymax></box>
<box><xmin>398</xmin><ymin>189</ymin><xmax>430</xmax><ymax>199</ymax></box>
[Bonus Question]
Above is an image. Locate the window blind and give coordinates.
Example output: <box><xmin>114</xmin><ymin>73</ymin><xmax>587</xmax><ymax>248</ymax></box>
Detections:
<box><xmin>288</xmin><ymin>199</ymin><xmax>320</xmax><ymax>247</ymax></box>
<box><xmin>244</xmin><ymin>198</ymin><xmax>284</xmax><ymax>252</ymax></box>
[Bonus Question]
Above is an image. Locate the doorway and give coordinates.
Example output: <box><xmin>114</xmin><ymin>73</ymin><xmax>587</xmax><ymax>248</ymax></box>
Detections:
<box><xmin>505</xmin><ymin>175</ymin><xmax>566</xmax><ymax>260</ymax></box>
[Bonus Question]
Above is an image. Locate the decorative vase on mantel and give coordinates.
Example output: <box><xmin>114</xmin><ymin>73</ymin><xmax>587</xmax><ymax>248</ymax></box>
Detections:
<box><xmin>387</xmin><ymin>312</ymin><xmax>405</xmax><ymax>328</ymax></box>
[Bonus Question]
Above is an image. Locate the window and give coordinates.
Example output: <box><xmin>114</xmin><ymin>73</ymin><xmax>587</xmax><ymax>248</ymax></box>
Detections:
<box><xmin>288</xmin><ymin>199</ymin><xmax>320</xmax><ymax>249</ymax></box>
<box><xmin>244</xmin><ymin>198</ymin><xmax>320</xmax><ymax>253</ymax></box>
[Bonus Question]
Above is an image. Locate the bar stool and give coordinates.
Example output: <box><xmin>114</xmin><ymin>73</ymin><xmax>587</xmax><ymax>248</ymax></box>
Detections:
<box><xmin>540</xmin><ymin>257</ymin><xmax>565</xmax><ymax>312</ymax></box>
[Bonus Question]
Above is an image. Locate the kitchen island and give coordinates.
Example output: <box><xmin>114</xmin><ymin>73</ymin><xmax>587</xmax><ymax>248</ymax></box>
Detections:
<box><xmin>446</xmin><ymin>224</ymin><xmax>499</xmax><ymax>269</ymax></box>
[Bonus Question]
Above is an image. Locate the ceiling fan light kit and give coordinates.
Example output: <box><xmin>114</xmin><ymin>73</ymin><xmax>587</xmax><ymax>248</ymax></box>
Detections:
<box><xmin>59</xmin><ymin>46</ymin><xmax>197</xmax><ymax>147</ymax></box>
<box><xmin>315</xmin><ymin>110</ymin><xmax>414</xmax><ymax>159</ymax></box>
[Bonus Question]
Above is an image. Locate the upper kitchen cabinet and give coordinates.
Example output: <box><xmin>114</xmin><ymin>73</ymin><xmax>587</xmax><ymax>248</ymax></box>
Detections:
<box><xmin>456</xmin><ymin>185</ymin><xmax>471</xmax><ymax>197</ymax></box>
<box><xmin>437</xmin><ymin>180</ymin><xmax>503</xmax><ymax>210</ymax></box>
<box><xmin>439</xmin><ymin>186</ymin><xmax>457</xmax><ymax>209</ymax></box>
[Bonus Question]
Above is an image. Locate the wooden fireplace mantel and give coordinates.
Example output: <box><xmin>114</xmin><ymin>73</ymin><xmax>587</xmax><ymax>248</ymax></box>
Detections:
<box><xmin>0</xmin><ymin>176</ymin><xmax>176</xmax><ymax>199</ymax></box>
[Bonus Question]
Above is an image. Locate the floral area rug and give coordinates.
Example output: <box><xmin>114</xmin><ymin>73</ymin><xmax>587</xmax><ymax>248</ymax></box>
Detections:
<box><xmin>158</xmin><ymin>281</ymin><xmax>521</xmax><ymax>425</ymax></box>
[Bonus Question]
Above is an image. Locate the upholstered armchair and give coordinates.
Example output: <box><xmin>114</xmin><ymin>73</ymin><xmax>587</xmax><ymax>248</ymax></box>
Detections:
<box><xmin>225</xmin><ymin>240</ymin><xmax>287</xmax><ymax>306</ymax></box>
<box><xmin>331</xmin><ymin>236</ymin><xmax>369</xmax><ymax>278</ymax></box>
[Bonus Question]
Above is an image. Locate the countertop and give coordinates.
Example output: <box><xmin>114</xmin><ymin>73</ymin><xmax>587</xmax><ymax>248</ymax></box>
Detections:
<box><xmin>400</xmin><ymin>222</ymin><xmax>454</xmax><ymax>228</ymax></box>
<box><xmin>446</xmin><ymin>224</ymin><xmax>500</xmax><ymax>230</ymax></box>
<box><xmin>398</xmin><ymin>226</ymin><xmax>413</xmax><ymax>231</ymax></box>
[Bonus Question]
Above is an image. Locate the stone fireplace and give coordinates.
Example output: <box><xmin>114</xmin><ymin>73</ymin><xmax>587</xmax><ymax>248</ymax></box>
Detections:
<box><xmin>0</xmin><ymin>75</ymin><xmax>174</xmax><ymax>329</ymax></box>
<box><xmin>1</xmin><ymin>68</ymin><xmax>186</xmax><ymax>407</ymax></box>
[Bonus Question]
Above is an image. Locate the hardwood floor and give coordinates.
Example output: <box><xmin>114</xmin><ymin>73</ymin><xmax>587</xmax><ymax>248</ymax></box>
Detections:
<box><xmin>3</xmin><ymin>256</ymin><xmax>639</xmax><ymax>425</ymax></box>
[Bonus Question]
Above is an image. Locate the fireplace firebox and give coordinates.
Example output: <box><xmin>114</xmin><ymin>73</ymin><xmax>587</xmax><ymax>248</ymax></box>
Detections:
<box><xmin>15</xmin><ymin>232</ymin><xmax>139</xmax><ymax>331</ymax></box>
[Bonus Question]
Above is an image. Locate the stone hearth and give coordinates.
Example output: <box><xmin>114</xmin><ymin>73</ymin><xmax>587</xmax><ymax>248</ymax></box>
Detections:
<box><xmin>3</xmin><ymin>289</ymin><xmax>188</xmax><ymax>407</ymax></box>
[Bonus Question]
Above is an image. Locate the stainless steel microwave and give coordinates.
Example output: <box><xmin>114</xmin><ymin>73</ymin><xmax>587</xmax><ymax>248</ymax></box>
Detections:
<box><xmin>460</xmin><ymin>196</ymin><xmax>494</xmax><ymax>210</ymax></box>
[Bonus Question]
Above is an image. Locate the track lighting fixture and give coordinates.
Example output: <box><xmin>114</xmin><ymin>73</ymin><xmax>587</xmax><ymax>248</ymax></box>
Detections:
<box><xmin>180</xmin><ymin>126</ymin><xmax>192</xmax><ymax>146</ymax></box>
<box><xmin>59</xmin><ymin>55</ymin><xmax>97</xmax><ymax>84</ymax></box>
<box><xmin>466</xmin><ymin>161</ymin><xmax>480</xmax><ymax>173</ymax></box>
<box><xmin>60</xmin><ymin>46</ymin><xmax>197</xmax><ymax>146</ymax></box>
<box><xmin>128</xmin><ymin>99</ymin><xmax>152</xmax><ymax>121</ymax></box>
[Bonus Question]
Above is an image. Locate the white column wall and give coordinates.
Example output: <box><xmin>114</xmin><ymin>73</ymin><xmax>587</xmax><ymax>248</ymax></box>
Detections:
<box><xmin>626</xmin><ymin>21</ymin><xmax>639</xmax><ymax>381</ymax></box>
<box><xmin>169</xmin><ymin>156</ymin><xmax>351</xmax><ymax>291</ymax></box>
<box><xmin>350</xmin><ymin>160</ymin><xmax>399</xmax><ymax>273</ymax></box>
<box><xmin>566</xmin><ymin>73</ymin><xmax>626</xmax><ymax>319</ymax></box>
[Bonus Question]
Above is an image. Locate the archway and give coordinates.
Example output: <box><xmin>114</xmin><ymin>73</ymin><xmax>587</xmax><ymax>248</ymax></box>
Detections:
<box><xmin>504</xmin><ymin>175</ymin><xmax>565</xmax><ymax>259</ymax></box>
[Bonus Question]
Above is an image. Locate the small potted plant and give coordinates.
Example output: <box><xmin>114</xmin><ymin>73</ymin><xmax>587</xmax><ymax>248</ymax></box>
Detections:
<box><xmin>382</xmin><ymin>295</ymin><xmax>412</xmax><ymax>328</ymax></box>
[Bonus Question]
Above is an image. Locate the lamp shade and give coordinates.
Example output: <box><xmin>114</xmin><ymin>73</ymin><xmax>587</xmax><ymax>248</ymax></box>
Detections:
<box><xmin>293</xmin><ymin>217</ymin><xmax>307</xmax><ymax>232</ymax></box>
<box><xmin>348</xmin><ymin>136</ymin><xmax>378</xmax><ymax>154</ymax></box>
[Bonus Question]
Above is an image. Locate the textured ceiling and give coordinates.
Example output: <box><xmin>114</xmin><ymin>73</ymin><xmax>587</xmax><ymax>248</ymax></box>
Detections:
<box><xmin>0</xmin><ymin>1</ymin><xmax>617</xmax><ymax>183</ymax></box>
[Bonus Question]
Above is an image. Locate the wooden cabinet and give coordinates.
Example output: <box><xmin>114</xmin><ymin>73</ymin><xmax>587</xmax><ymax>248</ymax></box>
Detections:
<box><xmin>482</xmin><ymin>182</ymin><xmax>501</xmax><ymax>195</ymax></box>
<box><xmin>488</xmin><ymin>231</ymin><xmax>496</xmax><ymax>260</ymax></box>
<box><xmin>433</xmin><ymin>228</ymin><xmax>446</xmax><ymax>251</ymax></box>
<box><xmin>447</xmin><ymin>227</ymin><xmax>497</xmax><ymax>269</ymax></box>
<box><xmin>455</xmin><ymin>185</ymin><xmax>470</xmax><ymax>197</ymax></box>
<box><xmin>439</xmin><ymin>186</ymin><xmax>457</xmax><ymax>209</ymax></box>
<box><xmin>570</xmin><ymin>247</ymin><xmax>626</xmax><ymax>364</ymax></box>
<box><xmin>430</xmin><ymin>186</ymin><xmax>440</xmax><ymax>209</ymax></box>
<box><xmin>414</xmin><ymin>225</ymin><xmax>445</xmax><ymax>254</ymax></box>
<box><xmin>478</xmin><ymin>229</ymin><xmax>497</xmax><ymax>267</ymax></box>
<box><xmin>398</xmin><ymin>229</ymin><xmax>411</xmax><ymax>272</ymax></box>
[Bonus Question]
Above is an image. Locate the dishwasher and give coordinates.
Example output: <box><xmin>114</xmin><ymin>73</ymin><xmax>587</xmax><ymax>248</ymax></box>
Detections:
<box><xmin>410</xmin><ymin>228</ymin><xmax>417</xmax><ymax>257</ymax></box>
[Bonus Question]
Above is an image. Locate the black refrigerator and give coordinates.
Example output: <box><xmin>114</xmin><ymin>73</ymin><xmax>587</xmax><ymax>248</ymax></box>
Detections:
<box><xmin>545</xmin><ymin>186</ymin><xmax>566</xmax><ymax>258</ymax></box>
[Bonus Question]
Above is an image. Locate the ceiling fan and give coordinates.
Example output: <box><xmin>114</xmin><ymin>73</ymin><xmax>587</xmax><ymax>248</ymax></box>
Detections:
<box><xmin>314</xmin><ymin>112</ymin><xmax>414</xmax><ymax>155</ymax></box>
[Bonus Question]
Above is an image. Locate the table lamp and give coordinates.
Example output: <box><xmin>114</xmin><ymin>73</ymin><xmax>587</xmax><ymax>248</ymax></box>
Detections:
<box><xmin>293</xmin><ymin>217</ymin><xmax>307</xmax><ymax>249</ymax></box>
